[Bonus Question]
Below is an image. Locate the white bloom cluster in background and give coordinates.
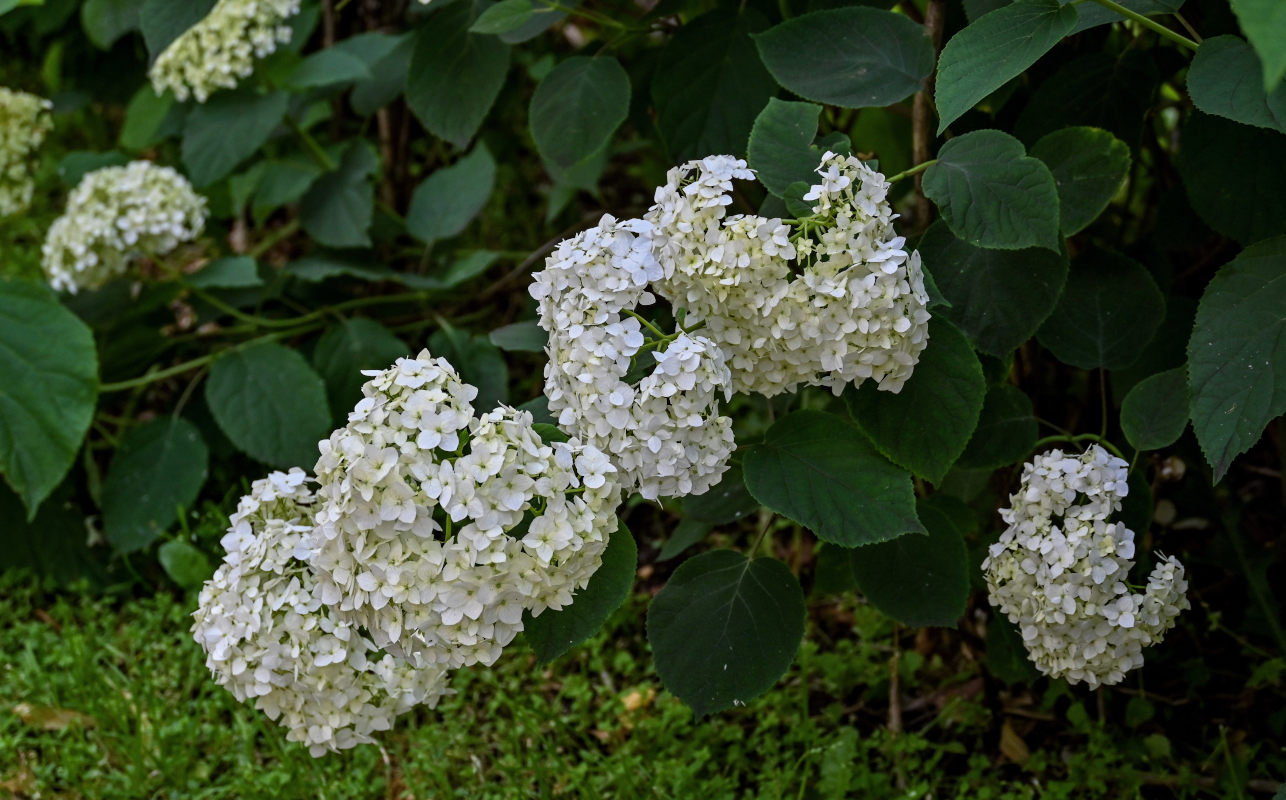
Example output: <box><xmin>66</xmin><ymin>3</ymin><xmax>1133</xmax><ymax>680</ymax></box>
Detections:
<box><xmin>530</xmin><ymin>215</ymin><xmax>736</xmax><ymax>501</ymax></box>
<box><xmin>42</xmin><ymin>161</ymin><xmax>207</xmax><ymax>293</ymax></box>
<box><xmin>309</xmin><ymin>351</ymin><xmax>622</xmax><ymax>669</ymax></box>
<box><xmin>648</xmin><ymin>153</ymin><xmax>931</xmax><ymax>397</ymax></box>
<box><xmin>192</xmin><ymin>469</ymin><xmax>451</xmax><ymax>757</ymax></box>
<box><xmin>982</xmin><ymin>445</ymin><xmax>1189</xmax><ymax>688</ymax></box>
<box><xmin>149</xmin><ymin>0</ymin><xmax>301</xmax><ymax>102</ymax></box>
<box><xmin>0</xmin><ymin>87</ymin><xmax>53</xmax><ymax>217</ymax></box>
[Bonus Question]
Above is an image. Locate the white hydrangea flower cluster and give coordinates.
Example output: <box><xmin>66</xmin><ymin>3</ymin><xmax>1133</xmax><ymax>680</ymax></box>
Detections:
<box><xmin>149</xmin><ymin>0</ymin><xmax>301</xmax><ymax>102</ymax></box>
<box><xmin>309</xmin><ymin>350</ymin><xmax>622</xmax><ymax>669</ymax></box>
<box><xmin>647</xmin><ymin>153</ymin><xmax>931</xmax><ymax>397</ymax></box>
<box><xmin>42</xmin><ymin>160</ymin><xmax>207</xmax><ymax>293</ymax></box>
<box><xmin>192</xmin><ymin>469</ymin><xmax>451</xmax><ymax>757</ymax></box>
<box><xmin>529</xmin><ymin>214</ymin><xmax>736</xmax><ymax>501</ymax></box>
<box><xmin>0</xmin><ymin>87</ymin><xmax>53</xmax><ymax>217</ymax></box>
<box><xmin>982</xmin><ymin>445</ymin><xmax>1190</xmax><ymax>688</ymax></box>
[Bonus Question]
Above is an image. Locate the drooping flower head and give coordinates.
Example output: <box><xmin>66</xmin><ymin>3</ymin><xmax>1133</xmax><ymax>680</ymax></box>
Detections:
<box><xmin>41</xmin><ymin>160</ymin><xmax>207</xmax><ymax>293</ymax></box>
<box><xmin>308</xmin><ymin>351</ymin><xmax>621</xmax><ymax>669</ymax></box>
<box><xmin>982</xmin><ymin>445</ymin><xmax>1189</xmax><ymax>687</ymax></box>
<box><xmin>530</xmin><ymin>214</ymin><xmax>736</xmax><ymax>501</ymax></box>
<box><xmin>149</xmin><ymin>0</ymin><xmax>301</xmax><ymax>102</ymax></box>
<box><xmin>647</xmin><ymin>153</ymin><xmax>931</xmax><ymax>397</ymax></box>
<box><xmin>192</xmin><ymin>469</ymin><xmax>451</xmax><ymax>757</ymax></box>
<box><xmin>0</xmin><ymin>87</ymin><xmax>53</xmax><ymax>217</ymax></box>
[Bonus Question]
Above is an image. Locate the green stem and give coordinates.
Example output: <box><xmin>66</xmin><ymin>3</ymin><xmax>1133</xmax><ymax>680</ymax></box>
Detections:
<box><xmin>1084</xmin><ymin>0</ymin><xmax>1199</xmax><ymax>50</ymax></box>
<box><xmin>285</xmin><ymin>116</ymin><xmax>338</xmax><ymax>172</ymax></box>
<box><xmin>1031</xmin><ymin>433</ymin><xmax>1126</xmax><ymax>461</ymax></box>
<box><xmin>249</xmin><ymin>219</ymin><xmax>301</xmax><ymax>259</ymax></box>
<box><xmin>622</xmin><ymin>308</ymin><xmax>668</xmax><ymax>340</ymax></box>
<box><xmin>888</xmin><ymin>160</ymin><xmax>936</xmax><ymax>183</ymax></box>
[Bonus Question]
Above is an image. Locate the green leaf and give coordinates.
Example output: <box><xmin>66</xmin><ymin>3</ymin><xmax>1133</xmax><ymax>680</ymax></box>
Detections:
<box><xmin>0</xmin><ymin>482</ymin><xmax>107</xmax><ymax>588</ymax></box>
<box><xmin>743</xmin><ymin>411</ymin><xmax>925</xmax><ymax>547</ymax></box>
<box><xmin>102</xmin><ymin>417</ymin><xmax>209</xmax><ymax>553</ymax></box>
<box><xmin>57</xmin><ymin>151</ymin><xmax>130</xmax><ymax>187</ymax></box>
<box><xmin>188</xmin><ymin>256</ymin><xmax>262</xmax><ymax>289</ymax></box>
<box><xmin>845</xmin><ymin>318</ymin><xmax>986</xmax><ymax>484</ymax></box>
<box><xmin>312</xmin><ymin>318</ymin><xmax>409</xmax><ymax>419</ymax></box>
<box><xmin>119</xmin><ymin>86</ymin><xmax>182</xmax><ymax>151</ymax></box>
<box><xmin>0</xmin><ymin>280</ymin><xmax>98</xmax><ymax>519</ymax></box>
<box><xmin>747</xmin><ymin>98</ymin><xmax>823</xmax><ymax>198</ymax></box>
<box><xmin>754</xmin><ymin>7</ymin><xmax>932</xmax><ymax>109</ymax></box>
<box><xmin>489</xmin><ymin>321</ymin><xmax>547</xmax><ymax>352</ymax></box>
<box><xmin>139</xmin><ymin>0</ymin><xmax>215</xmax><ymax>60</ymax></box>
<box><xmin>1066</xmin><ymin>0</ymin><xmax>1182</xmax><ymax>35</ymax></box>
<box><xmin>847</xmin><ymin>497</ymin><xmax>970</xmax><ymax>627</ymax></box>
<box><xmin>406</xmin><ymin>144</ymin><xmax>496</xmax><ymax>243</ymax></box>
<box><xmin>523</xmin><ymin>521</ymin><xmax>636</xmax><ymax>663</ymax></box>
<box><xmin>252</xmin><ymin>159</ymin><xmax>322</xmax><ymax>220</ymax></box>
<box><xmin>955</xmin><ymin>384</ymin><xmax>1038</xmax><ymax>470</ymax></box>
<box><xmin>158</xmin><ymin>539</ymin><xmax>214</xmax><ymax>589</ymax></box>
<box><xmin>1036</xmin><ymin>247</ymin><xmax>1164</xmax><ymax>370</ymax></box>
<box><xmin>406</xmin><ymin>2</ymin><xmax>510</xmax><ymax>148</ymax></box>
<box><xmin>428</xmin><ymin>327</ymin><xmax>508</xmax><ymax>411</ymax></box>
<box><xmin>530</xmin><ymin>56</ymin><xmax>630</xmax><ymax>171</ymax></box>
<box><xmin>284</xmin><ymin>47</ymin><xmax>372</xmax><ymax>89</ymax></box>
<box><xmin>652</xmin><ymin>9</ymin><xmax>776</xmax><ymax>163</ymax></box>
<box><xmin>917</xmin><ymin>220</ymin><xmax>1068</xmax><ymax>355</ymax></box>
<box><xmin>205</xmin><ymin>341</ymin><xmax>332</xmax><ymax>468</ymax></box>
<box><xmin>1121</xmin><ymin>367</ymin><xmax>1189</xmax><ymax>452</ymax></box>
<box><xmin>923</xmin><ymin>130</ymin><xmax>1061</xmax><ymax>252</ymax></box>
<box><xmin>1230</xmin><ymin>0</ymin><xmax>1286</xmax><ymax>91</ymax></box>
<box><xmin>658</xmin><ymin>519</ymin><xmax>711</xmax><ymax>562</ymax></box>
<box><xmin>985</xmin><ymin>615</ymin><xmax>1039</xmax><ymax>682</ymax></box>
<box><xmin>351</xmin><ymin>33</ymin><xmax>414</xmax><ymax>116</ymax></box>
<box><xmin>934</xmin><ymin>0</ymin><xmax>1078</xmax><ymax>133</ymax></box>
<box><xmin>299</xmin><ymin>141</ymin><xmax>378</xmax><ymax>249</ymax></box>
<box><xmin>469</xmin><ymin>0</ymin><xmax>533</xmax><ymax>34</ymax></box>
<box><xmin>81</xmin><ymin>0</ymin><xmax>140</xmax><ymax>49</ymax></box>
<box><xmin>1187</xmin><ymin>236</ymin><xmax>1286</xmax><ymax>482</ymax></box>
<box><xmin>1178</xmin><ymin>112</ymin><xmax>1286</xmax><ymax>246</ymax></box>
<box><xmin>1188</xmin><ymin>36</ymin><xmax>1286</xmax><ymax>134</ymax></box>
<box><xmin>647</xmin><ymin>550</ymin><xmax>804</xmax><ymax>717</ymax></box>
<box><xmin>683</xmin><ymin>463</ymin><xmax>759</xmax><ymax>524</ymax></box>
<box><xmin>181</xmin><ymin>89</ymin><xmax>288</xmax><ymax>187</ymax></box>
<box><xmin>1030</xmin><ymin>126</ymin><xmax>1131</xmax><ymax>236</ymax></box>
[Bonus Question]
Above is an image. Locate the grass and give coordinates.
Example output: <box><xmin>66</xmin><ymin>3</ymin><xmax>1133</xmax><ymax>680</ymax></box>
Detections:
<box><xmin>3</xmin><ymin>558</ymin><xmax>1281</xmax><ymax>799</ymax></box>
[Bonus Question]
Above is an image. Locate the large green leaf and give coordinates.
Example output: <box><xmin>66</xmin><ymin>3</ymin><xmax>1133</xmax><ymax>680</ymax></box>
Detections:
<box><xmin>284</xmin><ymin>47</ymin><xmax>372</xmax><ymax>90</ymax></box>
<box><xmin>1188</xmin><ymin>36</ymin><xmax>1286</xmax><ymax>134</ymax></box>
<box><xmin>683</xmin><ymin>463</ymin><xmax>759</xmax><ymax>524</ymax></box>
<box><xmin>312</xmin><ymin>318</ymin><xmax>409</xmax><ymax>420</ymax></box>
<box><xmin>658</xmin><ymin>519</ymin><xmax>711</xmax><ymax>562</ymax></box>
<box><xmin>81</xmin><ymin>0</ymin><xmax>141</xmax><ymax>49</ymax></box>
<box><xmin>158</xmin><ymin>539</ymin><xmax>214</xmax><ymax>589</ymax></box>
<box><xmin>846</xmin><ymin>318</ymin><xmax>986</xmax><ymax>484</ymax></box>
<box><xmin>101</xmin><ymin>417</ymin><xmax>208</xmax><ymax>553</ymax></box>
<box><xmin>253</xmin><ymin>159</ymin><xmax>322</xmax><ymax>221</ymax></box>
<box><xmin>524</xmin><ymin>521</ymin><xmax>636</xmax><ymax>663</ymax></box>
<box><xmin>530</xmin><ymin>56</ymin><xmax>630</xmax><ymax>172</ymax></box>
<box><xmin>1179</xmin><ymin>112</ymin><xmax>1286</xmax><ymax>246</ymax></box>
<box><xmin>351</xmin><ymin>33</ymin><xmax>415</xmax><ymax>116</ymax></box>
<box><xmin>188</xmin><ymin>256</ymin><xmax>262</xmax><ymax>289</ymax></box>
<box><xmin>119</xmin><ymin>86</ymin><xmax>182</xmax><ymax>151</ymax></box>
<box><xmin>406</xmin><ymin>1</ymin><xmax>510</xmax><ymax>147</ymax></box>
<box><xmin>470</xmin><ymin>0</ymin><xmax>534</xmax><ymax>35</ymax></box>
<box><xmin>489</xmin><ymin>321</ymin><xmax>546</xmax><ymax>352</ymax></box>
<box><xmin>1030</xmin><ymin>127</ymin><xmax>1131</xmax><ymax>236</ymax></box>
<box><xmin>181</xmin><ymin>89</ymin><xmax>288</xmax><ymax>187</ymax></box>
<box><xmin>917</xmin><ymin>221</ymin><xmax>1068</xmax><ymax>355</ymax></box>
<box><xmin>205</xmin><ymin>341</ymin><xmax>332</xmax><ymax>468</ymax></box>
<box><xmin>753</xmin><ymin>7</ymin><xmax>932</xmax><ymax>109</ymax></box>
<box><xmin>1188</xmin><ymin>236</ymin><xmax>1286</xmax><ymax>482</ymax></box>
<box><xmin>407</xmin><ymin>144</ymin><xmax>496</xmax><ymax>243</ymax></box>
<box><xmin>1014</xmin><ymin>51</ymin><xmax>1159</xmax><ymax>148</ymax></box>
<box><xmin>935</xmin><ymin>0</ymin><xmax>1078</xmax><ymax>133</ymax></box>
<box><xmin>743</xmin><ymin>411</ymin><xmax>924</xmax><ymax>547</ymax></box>
<box><xmin>922</xmin><ymin>130</ymin><xmax>1061</xmax><ymax>252</ymax></box>
<box><xmin>0</xmin><ymin>281</ymin><xmax>98</xmax><ymax>519</ymax></box>
<box><xmin>1121</xmin><ymin>367</ymin><xmax>1189</xmax><ymax>452</ymax></box>
<box><xmin>299</xmin><ymin>141</ymin><xmax>378</xmax><ymax>249</ymax></box>
<box><xmin>647</xmin><ymin>550</ymin><xmax>804</xmax><ymax>717</ymax></box>
<box><xmin>1036</xmin><ymin>248</ymin><xmax>1165</xmax><ymax>370</ymax></box>
<box><xmin>652</xmin><ymin>9</ymin><xmax>776</xmax><ymax>162</ymax></box>
<box><xmin>1230</xmin><ymin>0</ymin><xmax>1286</xmax><ymax>91</ymax></box>
<box><xmin>847</xmin><ymin>497</ymin><xmax>970</xmax><ymax>628</ymax></box>
<box><xmin>955</xmin><ymin>384</ymin><xmax>1038</xmax><ymax>470</ymax></box>
<box><xmin>746</xmin><ymin>98</ymin><xmax>822</xmax><ymax>198</ymax></box>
